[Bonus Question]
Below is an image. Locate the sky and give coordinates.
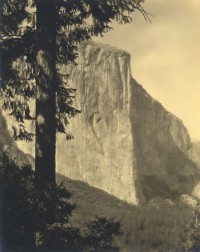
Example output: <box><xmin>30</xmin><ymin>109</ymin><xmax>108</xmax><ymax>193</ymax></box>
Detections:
<box><xmin>94</xmin><ymin>0</ymin><xmax>200</xmax><ymax>140</ymax></box>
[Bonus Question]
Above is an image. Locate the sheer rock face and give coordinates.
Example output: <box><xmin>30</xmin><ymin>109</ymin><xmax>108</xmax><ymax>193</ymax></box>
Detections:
<box><xmin>56</xmin><ymin>41</ymin><xmax>200</xmax><ymax>204</ymax></box>
<box><xmin>1</xmin><ymin>41</ymin><xmax>200</xmax><ymax>204</ymax></box>
<box><xmin>131</xmin><ymin>82</ymin><xmax>200</xmax><ymax>199</ymax></box>
<box><xmin>57</xmin><ymin>42</ymin><xmax>145</xmax><ymax>205</ymax></box>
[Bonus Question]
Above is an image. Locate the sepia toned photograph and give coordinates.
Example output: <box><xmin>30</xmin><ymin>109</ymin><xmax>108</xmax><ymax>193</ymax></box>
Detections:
<box><xmin>0</xmin><ymin>0</ymin><xmax>200</xmax><ymax>251</ymax></box>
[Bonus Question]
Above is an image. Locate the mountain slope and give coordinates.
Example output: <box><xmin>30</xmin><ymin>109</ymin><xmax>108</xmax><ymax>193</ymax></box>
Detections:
<box><xmin>57</xmin><ymin>172</ymin><xmax>192</xmax><ymax>252</ymax></box>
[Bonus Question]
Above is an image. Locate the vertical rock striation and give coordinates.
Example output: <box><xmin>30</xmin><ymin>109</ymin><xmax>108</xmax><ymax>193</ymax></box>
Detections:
<box><xmin>57</xmin><ymin>41</ymin><xmax>145</xmax><ymax>205</ymax></box>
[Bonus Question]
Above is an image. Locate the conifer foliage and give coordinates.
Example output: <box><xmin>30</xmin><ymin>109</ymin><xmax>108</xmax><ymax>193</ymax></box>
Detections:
<box><xmin>1</xmin><ymin>154</ymin><xmax>121</xmax><ymax>251</ymax></box>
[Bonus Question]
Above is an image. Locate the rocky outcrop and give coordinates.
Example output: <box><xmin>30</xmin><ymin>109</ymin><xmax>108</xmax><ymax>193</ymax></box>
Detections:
<box><xmin>56</xmin><ymin>41</ymin><xmax>200</xmax><ymax>204</ymax></box>
<box><xmin>1</xmin><ymin>41</ymin><xmax>200</xmax><ymax>205</ymax></box>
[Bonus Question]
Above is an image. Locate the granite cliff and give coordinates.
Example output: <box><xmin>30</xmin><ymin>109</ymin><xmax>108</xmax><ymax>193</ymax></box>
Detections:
<box><xmin>57</xmin><ymin>42</ymin><xmax>144</xmax><ymax>205</ymax></box>
<box><xmin>56</xmin><ymin>41</ymin><xmax>200</xmax><ymax>204</ymax></box>
<box><xmin>1</xmin><ymin>41</ymin><xmax>199</xmax><ymax>205</ymax></box>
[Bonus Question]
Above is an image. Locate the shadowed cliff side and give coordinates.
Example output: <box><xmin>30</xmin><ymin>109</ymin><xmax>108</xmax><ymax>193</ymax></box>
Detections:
<box><xmin>130</xmin><ymin>80</ymin><xmax>200</xmax><ymax>200</ymax></box>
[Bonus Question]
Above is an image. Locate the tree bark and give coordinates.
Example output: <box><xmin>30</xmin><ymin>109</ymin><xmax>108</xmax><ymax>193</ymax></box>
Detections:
<box><xmin>35</xmin><ymin>0</ymin><xmax>57</xmax><ymax>222</ymax></box>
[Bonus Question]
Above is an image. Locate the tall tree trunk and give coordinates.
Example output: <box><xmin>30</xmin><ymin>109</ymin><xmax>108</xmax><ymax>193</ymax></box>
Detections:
<box><xmin>35</xmin><ymin>0</ymin><xmax>57</xmax><ymax>222</ymax></box>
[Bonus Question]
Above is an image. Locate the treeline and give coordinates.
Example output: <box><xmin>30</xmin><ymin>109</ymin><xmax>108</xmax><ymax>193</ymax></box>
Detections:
<box><xmin>57</xmin><ymin>174</ymin><xmax>193</xmax><ymax>252</ymax></box>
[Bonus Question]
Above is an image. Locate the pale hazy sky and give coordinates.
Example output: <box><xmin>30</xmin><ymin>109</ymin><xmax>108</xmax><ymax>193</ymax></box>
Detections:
<box><xmin>94</xmin><ymin>0</ymin><xmax>200</xmax><ymax>140</ymax></box>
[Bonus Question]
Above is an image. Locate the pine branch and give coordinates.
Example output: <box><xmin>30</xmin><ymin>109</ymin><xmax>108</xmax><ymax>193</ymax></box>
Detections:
<box><xmin>55</xmin><ymin>72</ymin><xmax>81</xmax><ymax>137</ymax></box>
<box><xmin>1</xmin><ymin>29</ymin><xmax>36</xmax><ymax>88</ymax></box>
<box><xmin>12</xmin><ymin>124</ymin><xmax>35</xmax><ymax>142</ymax></box>
<box><xmin>1</xmin><ymin>0</ymin><xmax>30</xmax><ymax>35</ymax></box>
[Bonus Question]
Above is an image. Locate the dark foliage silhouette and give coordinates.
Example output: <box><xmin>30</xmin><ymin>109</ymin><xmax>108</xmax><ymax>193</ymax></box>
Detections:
<box><xmin>0</xmin><ymin>154</ymin><xmax>121</xmax><ymax>251</ymax></box>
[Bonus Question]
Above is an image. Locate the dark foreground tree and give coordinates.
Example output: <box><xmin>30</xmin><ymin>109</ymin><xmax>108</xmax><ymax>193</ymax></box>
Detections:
<box><xmin>82</xmin><ymin>216</ymin><xmax>121</xmax><ymax>251</ymax></box>
<box><xmin>0</xmin><ymin>0</ymin><xmax>149</xmax><ymax>220</ymax></box>
<box><xmin>1</xmin><ymin>154</ymin><xmax>121</xmax><ymax>251</ymax></box>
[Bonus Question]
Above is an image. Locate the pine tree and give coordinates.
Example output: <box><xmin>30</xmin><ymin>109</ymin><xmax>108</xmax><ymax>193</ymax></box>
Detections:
<box><xmin>0</xmin><ymin>0</ymin><xmax>149</xmax><ymax>221</ymax></box>
<box><xmin>82</xmin><ymin>216</ymin><xmax>121</xmax><ymax>251</ymax></box>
